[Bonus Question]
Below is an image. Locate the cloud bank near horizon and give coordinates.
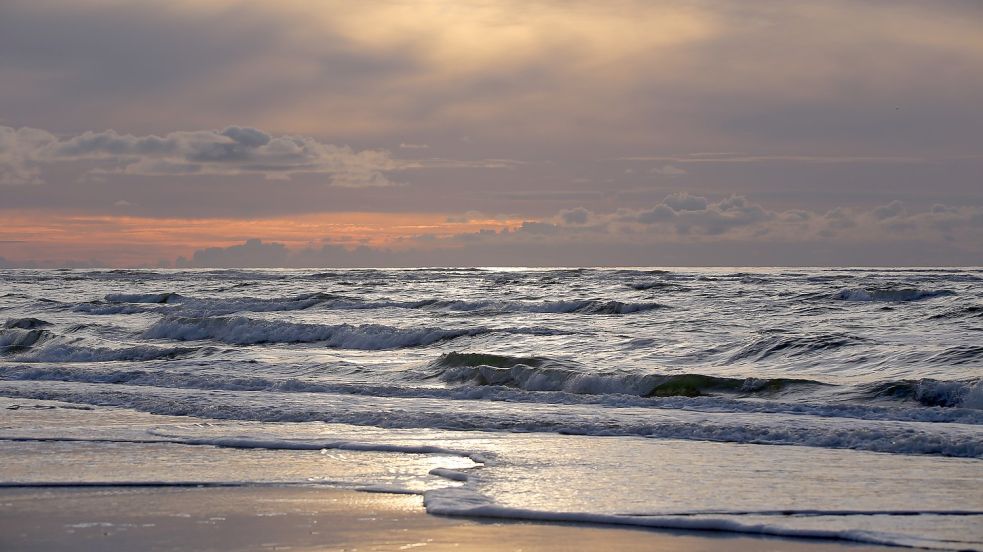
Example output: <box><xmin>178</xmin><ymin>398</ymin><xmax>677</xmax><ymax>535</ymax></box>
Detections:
<box><xmin>166</xmin><ymin>196</ymin><xmax>983</xmax><ymax>268</ymax></box>
<box><xmin>1</xmin><ymin>194</ymin><xmax>979</xmax><ymax>268</ymax></box>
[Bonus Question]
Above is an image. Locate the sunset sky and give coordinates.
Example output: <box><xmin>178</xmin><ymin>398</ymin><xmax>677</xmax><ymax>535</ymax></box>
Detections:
<box><xmin>1</xmin><ymin>0</ymin><xmax>981</xmax><ymax>267</ymax></box>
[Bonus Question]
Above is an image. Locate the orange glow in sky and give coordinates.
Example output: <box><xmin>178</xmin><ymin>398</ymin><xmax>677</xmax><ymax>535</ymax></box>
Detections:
<box><xmin>0</xmin><ymin>211</ymin><xmax>521</xmax><ymax>267</ymax></box>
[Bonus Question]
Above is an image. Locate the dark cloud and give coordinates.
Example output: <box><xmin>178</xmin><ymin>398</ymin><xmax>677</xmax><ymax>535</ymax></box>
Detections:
<box><xmin>630</xmin><ymin>193</ymin><xmax>771</xmax><ymax>235</ymax></box>
<box><xmin>1</xmin><ymin>124</ymin><xmax>398</xmax><ymax>187</ymax></box>
<box><xmin>559</xmin><ymin>207</ymin><xmax>590</xmax><ymax>225</ymax></box>
<box><xmin>0</xmin><ymin>1</ymin><xmax>414</xmax><ymax>134</ymax></box>
<box><xmin>176</xmin><ymin>239</ymin><xmax>289</xmax><ymax>268</ymax></box>
<box><xmin>872</xmin><ymin>200</ymin><xmax>907</xmax><ymax>220</ymax></box>
<box><xmin>636</xmin><ymin>205</ymin><xmax>676</xmax><ymax>224</ymax></box>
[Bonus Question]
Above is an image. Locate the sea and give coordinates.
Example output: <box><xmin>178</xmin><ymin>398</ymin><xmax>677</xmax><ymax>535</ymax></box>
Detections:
<box><xmin>1</xmin><ymin>267</ymin><xmax>981</xmax><ymax>549</ymax></box>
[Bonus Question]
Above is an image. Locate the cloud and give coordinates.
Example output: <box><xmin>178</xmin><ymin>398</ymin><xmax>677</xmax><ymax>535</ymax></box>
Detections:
<box><xmin>0</xmin><ymin>125</ymin><xmax>52</xmax><ymax>186</ymax></box>
<box><xmin>635</xmin><ymin>204</ymin><xmax>676</xmax><ymax>224</ymax></box>
<box><xmin>629</xmin><ymin>193</ymin><xmax>770</xmax><ymax>235</ymax></box>
<box><xmin>176</xmin><ymin>238</ymin><xmax>289</xmax><ymax>268</ymax></box>
<box><xmin>1</xmin><ymin>123</ymin><xmax>523</xmax><ymax>191</ymax></box>
<box><xmin>650</xmin><ymin>164</ymin><xmax>687</xmax><ymax>176</ymax></box>
<box><xmin>872</xmin><ymin>200</ymin><xmax>907</xmax><ymax>220</ymax></box>
<box><xmin>559</xmin><ymin>207</ymin><xmax>590</xmax><ymax>225</ymax></box>
<box><xmin>3</xmin><ymin>2</ymin><xmax>983</xmax><ymax>224</ymax></box>
<box><xmin>662</xmin><ymin>192</ymin><xmax>708</xmax><ymax>211</ymax></box>
<box><xmin>0</xmin><ymin>124</ymin><xmax>400</xmax><ymax>187</ymax></box>
<box><xmin>619</xmin><ymin>154</ymin><xmax>933</xmax><ymax>165</ymax></box>
<box><xmin>170</xmin><ymin>198</ymin><xmax>983</xmax><ymax>267</ymax></box>
<box><xmin>516</xmin><ymin>221</ymin><xmax>559</xmax><ymax>235</ymax></box>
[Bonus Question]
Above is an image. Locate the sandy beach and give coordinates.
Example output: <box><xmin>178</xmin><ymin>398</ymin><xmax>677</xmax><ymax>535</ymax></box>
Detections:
<box><xmin>0</xmin><ymin>486</ymin><xmax>902</xmax><ymax>551</ymax></box>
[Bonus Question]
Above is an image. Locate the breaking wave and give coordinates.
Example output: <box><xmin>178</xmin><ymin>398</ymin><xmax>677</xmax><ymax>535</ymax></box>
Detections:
<box><xmin>11</xmin><ymin>343</ymin><xmax>199</xmax><ymax>363</ymax></box>
<box><xmin>1</xmin><ymin>325</ymin><xmax>200</xmax><ymax>362</ymax></box>
<box><xmin>140</xmin><ymin>316</ymin><xmax>558</xmax><ymax>349</ymax></box>
<box><xmin>859</xmin><ymin>379</ymin><xmax>983</xmax><ymax>409</ymax></box>
<box><xmin>831</xmin><ymin>288</ymin><xmax>955</xmax><ymax>302</ymax></box>
<box><xmin>428</xmin><ymin>353</ymin><xmax>983</xmax><ymax>410</ymax></box>
<box><xmin>0</xmin><ymin>328</ymin><xmax>52</xmax><ymax>353</ymax></box>
<box><xmin>2</xmin><ymin>364</ymin><xmax>980</xmax><ymax>424</ymax></box>
<box><xmin>429</xmin><ymin>352</ymin><xmax>826</xmax><ymax>398</ymax></box>
<box><xmin>164</xmin><ymin>293</ymin><xmax>337</xmax><ymax>316</ymax></box>
<box><xmin>3</xmin><ymin>317</ymin><xmax>51</xmax><ymax>329</ymax></box>
<box><xmin>2</xmin><ymin>382</ymin><xmax>980</xmax><ymax>458</ymax></box>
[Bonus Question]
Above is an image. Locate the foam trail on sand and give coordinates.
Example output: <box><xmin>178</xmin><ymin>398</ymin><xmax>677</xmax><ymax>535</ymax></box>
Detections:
<box><xmin>0</xmin><ymin>433</ymin><xmax>489</xmax><ymax>465</ymax></box>
<box><xmin>423</xmin><ymin>488</ymin><xmax>977</xmax><ymax>550</ymax></box>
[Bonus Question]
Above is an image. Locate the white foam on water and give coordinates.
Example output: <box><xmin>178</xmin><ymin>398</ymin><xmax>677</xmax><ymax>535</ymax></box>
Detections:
<box><xmin>142</xmin><ymin>316</ymin><xmax>484</xmax><ymax>348</ymax></box>
<box><xmin>1</xmin><ymin>380</ymin><xmax>980</xmax><ymax>458</ymax></box>
<box><xmin>2</xmin><ymin>365</ymin><xmax>982</xmax><ymax>423</ymax></box>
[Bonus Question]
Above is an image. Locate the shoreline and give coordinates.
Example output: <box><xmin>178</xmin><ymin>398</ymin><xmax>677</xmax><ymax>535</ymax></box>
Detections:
<box><xmin>0</xmin><ymin>486</ymin><xmax>902</xmax><ymax>552</ymax></box>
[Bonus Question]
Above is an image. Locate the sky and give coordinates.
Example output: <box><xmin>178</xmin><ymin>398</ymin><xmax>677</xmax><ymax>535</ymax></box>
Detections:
<box><xmin>1</xmin><ymin>0</ymin><xmax>981</xmax><ymax>267</ymax></box>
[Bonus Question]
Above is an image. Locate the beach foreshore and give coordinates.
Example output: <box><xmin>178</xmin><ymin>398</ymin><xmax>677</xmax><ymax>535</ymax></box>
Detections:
<box><xmin>0</xmin><ymin>486</ymin><xmax>900</xmax><ymax>552</ymax></box>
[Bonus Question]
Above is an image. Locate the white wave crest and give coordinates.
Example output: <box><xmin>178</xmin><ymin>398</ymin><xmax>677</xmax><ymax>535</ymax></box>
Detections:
<box><xmin>0</xmin><ymin>328</ymin><xmax>50</xmax><ymax>351</ymax></box>
<box><xmin>11</xmin><ymin>343</ymin><xmax>196</xmax><ymax>363</ymax></box>
<box><xmin>142</xmin><ymin>316</ymin><xmax>485</xmax><ymax>348</ymax></box>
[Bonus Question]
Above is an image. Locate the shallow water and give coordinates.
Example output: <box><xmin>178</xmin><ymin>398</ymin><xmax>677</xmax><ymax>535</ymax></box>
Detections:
<box><xmin>1</xmin><ymin>268</ymin><xmax>981</xmax><ymax>549</ymax></box>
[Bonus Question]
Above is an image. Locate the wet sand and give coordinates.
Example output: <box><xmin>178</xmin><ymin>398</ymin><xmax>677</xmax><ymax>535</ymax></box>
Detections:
<box><xmin>0</xmin><ymin>486</ymin><xmax>901</xmax><ymax>551</ymax></box>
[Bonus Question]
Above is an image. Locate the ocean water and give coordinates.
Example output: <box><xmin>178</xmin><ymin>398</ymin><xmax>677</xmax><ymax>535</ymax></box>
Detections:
<box><xmin>1</xmin><ymin>267</ymin><xmax>981</xmax><ymax>549</ymax></box>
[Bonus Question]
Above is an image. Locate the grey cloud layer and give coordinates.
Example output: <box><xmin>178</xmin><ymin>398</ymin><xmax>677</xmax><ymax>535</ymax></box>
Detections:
<box><xmin>4</xmin><ymin>1</ymin><xmax>982</xmax><ymax>158</ymax></box>
<box><xmin>530</xmin><ymin>195</ymin><xmax>983</xmax><ymax>246</ymax></box>
<box><xmin>173</xmin><ymin>196</ymin><xmax>983</xmax><ymax>267</ymax></box>
<box><xmin>2</xmin><ymin>1</ymin><xmax>982</xmax><ymax>265</ymax></box>
<box><xmin>0</xmin><ymin>125</ymin><xmax>398</xmax><ymax>187</ymax></box>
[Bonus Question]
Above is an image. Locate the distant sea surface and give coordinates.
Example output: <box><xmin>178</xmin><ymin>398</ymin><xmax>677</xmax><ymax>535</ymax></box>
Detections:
<box><xmin>1</xmin><ymin>267</ymin><xmax>981</xmax><ymax>549</ymax></box>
